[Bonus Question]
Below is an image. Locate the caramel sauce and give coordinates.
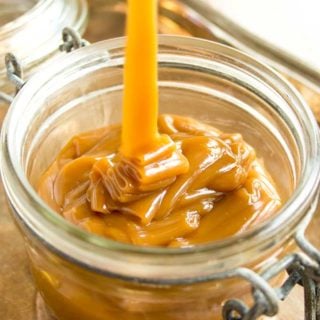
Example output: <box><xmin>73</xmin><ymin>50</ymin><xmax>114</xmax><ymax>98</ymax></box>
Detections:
<box><xmin>38</xmin><ymin>114</ymin><xmax>281</xmax><ymax>247</ymax></box>
<box><xmin>37</xmin><ymin>0</ymin><xmax>281</xmax><ymax>247</ymax></box>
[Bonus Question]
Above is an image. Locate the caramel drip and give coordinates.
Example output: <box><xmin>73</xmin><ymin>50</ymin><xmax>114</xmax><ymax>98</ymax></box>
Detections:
<box><xmin>118</xmin><ymin>0</ymin><xmax>189</xmax><ymax>193</ymax></box>
<box><xmin>121</xmin><ymin>0</ymin><xmax>159</xmax><ymax>156</ymax></box>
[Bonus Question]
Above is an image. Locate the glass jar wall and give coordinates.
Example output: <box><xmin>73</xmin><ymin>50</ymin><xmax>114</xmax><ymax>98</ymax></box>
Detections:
<box><xmin>1</xmin><ymin>36</ymin><xmax>320</xmax><ymax>320</ymax></box>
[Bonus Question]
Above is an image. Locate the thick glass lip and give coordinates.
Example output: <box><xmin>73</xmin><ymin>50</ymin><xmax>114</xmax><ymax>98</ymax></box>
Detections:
<box><xmin>1</xmin><ymin>35</ymin><xmax>320</xmax><ymax>273</ymax></box>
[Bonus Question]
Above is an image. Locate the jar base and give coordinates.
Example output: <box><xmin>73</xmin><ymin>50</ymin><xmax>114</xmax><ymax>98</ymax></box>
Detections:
<box><xmin>36</xmin><ymin>293</ymin><xmax>56</xmax><ymax>320</ymax></box>
<box><xmin>35</xmin><ymin>292</ymin><xmax>280</xmax><ymax>320</ymax></box>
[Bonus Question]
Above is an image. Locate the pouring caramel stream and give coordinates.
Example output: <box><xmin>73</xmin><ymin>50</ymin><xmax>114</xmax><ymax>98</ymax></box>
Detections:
<box><xmin>37</xmin><ymin>1</ymin><xmax>281</xmax><ymax>247</ymax></box>
<box><xmin>120</xmin><ymin>0</ymin><xmax>188</xmax><ymax>190</ymax></box>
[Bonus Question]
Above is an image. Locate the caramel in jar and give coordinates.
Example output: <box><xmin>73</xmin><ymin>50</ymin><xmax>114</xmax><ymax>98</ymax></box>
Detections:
<box><xmin>37</xmin><ymin>0</ymin><xmax>281</xmax><ymax>248</ymax></box>
<box><xmin>33</xmin><ymin>1</ymin><xmax>283</xmax><ymax>319</ymax></box>
<box><xmin>38</xmin><ymin>113</ymin><xmax>281</xmax><ymax>247</ymax></box>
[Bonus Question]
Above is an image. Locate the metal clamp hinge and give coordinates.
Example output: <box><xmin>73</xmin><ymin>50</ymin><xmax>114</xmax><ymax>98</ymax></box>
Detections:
<box><xmin>0</xmin><ymin>53</ymin><xmax>25</xmax><ymax>105</ymax></box>
<box><xmin>222</xmin><ymin>202</ymin><xmax>320</xmax><ymax>320</ymax></box>
<box><xmin>59</xmin><ymin>27</ymin><xmax>90</xmax><ymax>53</ymax></box>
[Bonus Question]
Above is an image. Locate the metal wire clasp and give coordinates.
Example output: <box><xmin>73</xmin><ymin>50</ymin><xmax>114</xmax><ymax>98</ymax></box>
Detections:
<box><xmin>0</xmin><ymin>53</ymin><xmax>25</xmax><ymax>104</ymax></box>
<box><xmin>222</xmin><ymin>201</ymin><xmax>320</xmax><ymax>320</ymax></box>
<box><xmin>59</xmin><ymin>27</ymin><xmax>90</xmax><ymax>53</ymax></box>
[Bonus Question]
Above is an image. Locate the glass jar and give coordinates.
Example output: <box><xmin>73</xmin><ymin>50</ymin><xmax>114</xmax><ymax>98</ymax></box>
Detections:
<box><xmin>0</xmin><ymin>0</ymin><xmax>88</xmax><ymax>94</ymax></box>
<box><xmin>1</xmin><ymin>36</ymin><xmax>320</xmax><ymax>320</ymax></box>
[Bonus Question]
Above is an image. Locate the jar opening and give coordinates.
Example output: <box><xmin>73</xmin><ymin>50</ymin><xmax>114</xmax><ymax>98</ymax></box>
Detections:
<box><xmin>2</xmin><ymin>36</ymin><xmax>320</xmax><ymax>280</ymax></box>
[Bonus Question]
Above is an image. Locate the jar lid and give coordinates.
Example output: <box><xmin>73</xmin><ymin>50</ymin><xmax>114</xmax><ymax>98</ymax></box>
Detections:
<box><xmin>0</xmin><ymin>0</ymin><xmax>88</xmax><ymax>92</ymax></box>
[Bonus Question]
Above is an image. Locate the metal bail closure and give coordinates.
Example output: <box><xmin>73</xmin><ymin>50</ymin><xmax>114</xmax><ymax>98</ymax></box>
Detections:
<box><xmin>295</xmin><ymin>201</ymin><xmax>320</xmax><ymax>320</ymax></box>
<box><xmin>0</xmin><ymin>53</ymin><xmax>25</xmax><ymax>105</ymax></box>
<box><xmin>222</xmin><ymin>200</ymin><xmax>320</xmax><ymax>320</ymax></box>
<box><xmin>59</xmin><ymin>27</ymin><xmax>90</xmax><ymax>53</ymax></box>
<box><xmin>5</xmin><ymin>53</ymin><xmax>24</xmax><ymax>93</ymax></box>
<box><xmin>0</xmin><ymin>91</ymin><xmax>13</xmax><ymax>104</ymax></box>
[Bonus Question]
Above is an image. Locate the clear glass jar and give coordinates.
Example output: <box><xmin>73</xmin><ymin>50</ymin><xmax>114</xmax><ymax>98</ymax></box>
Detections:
<box><xmin>1</xmin><ymin>36</ymin><xmax>320</xmax><ymax>320</ymax></box>
<box><xmin>0</xmin><ymin>0</ymin><xmax>88</xmax><ymax>93</ymax></box>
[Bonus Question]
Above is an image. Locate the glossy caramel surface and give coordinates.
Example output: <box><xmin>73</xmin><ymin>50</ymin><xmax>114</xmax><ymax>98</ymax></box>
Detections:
<box><xmin>38</xmin><ymin>114</ymin><xmax>281</xmax><ymax>247</ymax></box>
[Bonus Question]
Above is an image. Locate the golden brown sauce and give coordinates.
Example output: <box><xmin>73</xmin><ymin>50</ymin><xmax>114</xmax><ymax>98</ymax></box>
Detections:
<box><xmin>38</xmin><ymin>114</ymin><xmax>281</xmax><ymax>247</ymax></box>
<box><xmin>37</xmin><ymin>1</ymin><xmax>281</xmax><ymax>248</ymax></box>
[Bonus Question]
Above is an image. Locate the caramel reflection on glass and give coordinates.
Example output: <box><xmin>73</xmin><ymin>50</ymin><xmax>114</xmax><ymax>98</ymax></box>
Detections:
<box><xmin>38</xmin><ymin>114</ymin><xmax>281</xmax><ymax>247</ymax></box>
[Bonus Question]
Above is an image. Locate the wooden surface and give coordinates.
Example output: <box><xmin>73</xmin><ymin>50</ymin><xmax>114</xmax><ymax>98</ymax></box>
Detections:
<box><xmin>0</xmin><ymin>1</ymin><xmax>318</xmax><ymax>319</ymax></box>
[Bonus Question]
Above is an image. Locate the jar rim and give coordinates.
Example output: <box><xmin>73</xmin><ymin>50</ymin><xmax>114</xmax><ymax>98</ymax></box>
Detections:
<box><xmin>2</xmin><ymin>35</ymin><xmax>320</xmax><ymax>278</ymax></box>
